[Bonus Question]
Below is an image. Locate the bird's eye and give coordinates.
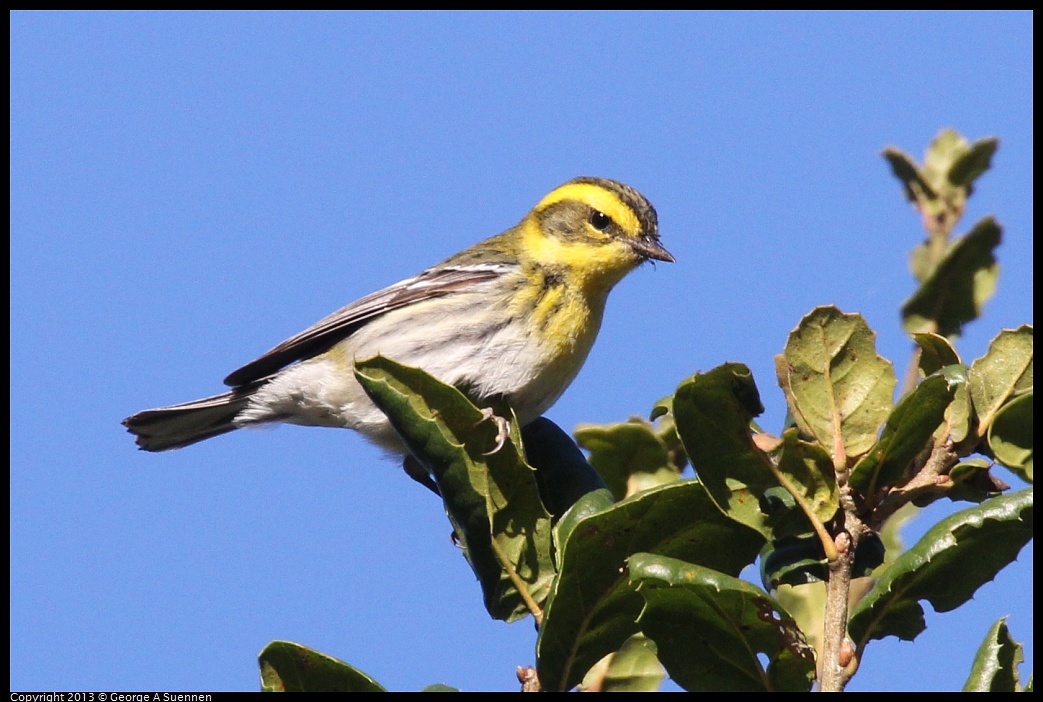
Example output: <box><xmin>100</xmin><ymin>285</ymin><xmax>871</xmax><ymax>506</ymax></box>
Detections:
<box><xmin>589</xmin><ymin>210</ymin><xmax>612</xmax><ymax>231</ymax></box>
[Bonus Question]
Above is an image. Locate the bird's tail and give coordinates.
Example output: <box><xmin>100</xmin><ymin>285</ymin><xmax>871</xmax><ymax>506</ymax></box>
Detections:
<box><xmin>123</xmin><ymin>385</ymin><xmax>260</xmax><ymax>452</ymax></box>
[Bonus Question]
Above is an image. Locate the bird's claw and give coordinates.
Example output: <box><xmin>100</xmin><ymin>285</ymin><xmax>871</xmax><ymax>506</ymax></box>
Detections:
<box><xmin>476</xmin><ymin>407</ymin><xmax>511</xmax><ymax>455</ymax></box>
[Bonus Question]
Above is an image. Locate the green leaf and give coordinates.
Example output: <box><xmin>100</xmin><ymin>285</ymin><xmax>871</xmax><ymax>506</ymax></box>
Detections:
<box><xmin>776</xmin><ymin>306</ymin><xmax>896</xmax><ymax>462</ymax></box>
<box><xmin>963</xmin><ymin>617</ymin><xmax>1024</xmax><ymax>692</ymax></box>
<box><xmin>574</xmin><ymin>419</ymin><xmax>679</xmax><ymax>501</ymax></box>
<box><xmin>916</xmin><ymin>129</ymin><xmax>997</xmax><ymax>203</ymax></box>
<box><xmin>419</xmin><ymin>684</ymin><xmax>461</xmax><ymax>692</ymax></box>
<box><xmin>901</xmin><ymin>217</ymin><xmax>1002</xmax><ymax>337</ymax></box>
<box><xmin>908</xmin><ymin>242</ymin><xmax>936</xmax><ymax>284</ymax></box>
<box><xmin>535</xmin><ymin>480</ymin><xmax>764</xmax><ymax>692</ymax></box>
<box><xmin>932</xmin><ymin>458</ymin><xmax>1009</xmax><ymax>505</ymax></box>
<box><xmin>774</xmin><ymin>581</ymin><xmax>827</xmax><ymax>668</ymax></box>
<box><xmin>910</xmin><ymin>352</ymin><xmax>976</xmax><ymax>444</ymax></box>
<box><xmin>848</xmin><ymin>488</ymin><xmax>1033</xmax><ymax>647</ymax></box>
<box><xmin>883</xmin><ymin>131</ymin><xmax>996</xmax><ymax>249</ymax></box>
<box><xmin>849</xmin><ymin>370</ymin><xmax>961</xmax><ymax>495</ymax></box>
<box><xmin>884</xmin><ymin>131</ymin><xmax>981</xmax><ymax>211</ymax></box>
<box><xmin>581</xmin><ymin>633</ymin><xmax>665</xmax><ymax>692</ymax></box>
<box><xmin>923</xmin><ymin>128</ymin><xmax>971</xmax><ymax>191</ymax></box>
<box><xmin>883</xmin><ymin>146</ymin><xmax>936</xmax><ymax>205</ymax></box>
<box><xmin>552</xmin><ymin>489</ymin><xmax>615</xmax><ymax>561</ymax></box>
<box><xmin>760</xmin><ymin>534</ymin><xmax>827</xmax><ymax>587</ymax></box>
<box><xmin>646</xmin><ymin>404</ymin><xmax>690</xmax><ymax>472</ymax></box>
<box><xmin>655</xmin><ymin>415</ymin><xmax>688</xmax><ymax>470</ymax></box>
<box><xmin>969</xmin><ymin>325</ymin><xmax>1033</xmax><ymax>437</ymax></box>
<box><xmin>948</xmin><ymin>136</ymin><xmax>999</xmax><ymax>194</ymax></box>
<box><xmin>913</xmin><ymin>332</ymin><xmax>962</xmax><ymax>376</ymax></box>
<box><xmin>649</xmin><ymin>394</ymin><xmax>672</xmax><ymax>421</ymax></box>
<box><xmin>774</xmin><ymin>428</ymin><xmax>839</xmax><ymax>528</ymax></box>
<box><xmin>989</xmin><ymin>391</ymin><xmax>1033</xmax><ymax>483</ymax></box>
<box><xmin>354</xmin><ymin>356</ymin><xmax>554</xmax><ymax>622</ymax></box>
<box><xmin>629</xmin><ymin>553</ymin><xmax>816</xmax><ymax>692</ymax></box>
<box><xmin>671</xmin><ymin>363</ymin><xmax>776</xmax><ymax>536</ymax></box>
<box><xmin>760</xmin><ymin>531</ymin><xmax>884</xmax><ymax>588</ymax></box>
<box><xmin>521</xmin><ymin>417</ymin><xmax>608</xmax><ymax>518</ymax></box>
<box><xmin>946</xmin><ymin>382</ymin><xmax>975</xmax><ymax>444</ymax></box>
<box><xmin>259</xmin><ymin>641</ymin><xmax>386</xmax><ymax>692</ymax></box>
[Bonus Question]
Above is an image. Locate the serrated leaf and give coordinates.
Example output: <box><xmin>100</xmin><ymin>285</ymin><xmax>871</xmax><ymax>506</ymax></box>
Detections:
<box><xmin>901</xmin><ymin>217</ymin><xmax>1002</xmax><ymax>337</ymax></box>
<box><xmin>776</xmin><ymin>307</ymin><xmax>896</xmax><ymax>463</ymax></box>
<box><xmin>522</xmin><ymin>417</ymin><xmax>608</xmax><ymax>517</ymax></box>
<box><xmin>354</xmin><ymin>356</ymin><xmax>554</xmax><ymax>622</ymax></box>
<box><xmin>849</xmin><ymin>370</ymin><xmax>961</xmax><ymax>495</ymax></box>
<box><xmin>535</xmin><ymin>480</ymin><xmax>764</xmax><ymax>692</ymax></box>
<box><xmin>963</xmin><ymin>617</ymin><xmax>1024</xmax><ymax>692</ymax></box>
<box><xmin>629</xmin><ymin>553</ymin><xmax>816</xmax><ymax>692</ymax></box>
<box><xmin>970</xmin><ymin>325</ymin><xmax>1033</xmax><ymax>437</ymax></box>
<box><xmin>259</xmin><ymin>641</ymin><xmax>386</xmax><ymax>692</ymax></box>
<box><xmin>848</xmin><ymin>488</ymin><xmax>1033</xmax><ymax>647</ymax></box>
<box><xmin>670</xmin><ymin>363</ymin><xmax>776</xmax><ymax>535</ymax></box>
<box><xmin>575</xmin><ymin>419</ymin><xmax>679</xmax><ymax>500</ymax></box>
<box><xmin>989</xmin><ymin>391</ymin><xmax>1033</xmax><ymax>483</ymax></box>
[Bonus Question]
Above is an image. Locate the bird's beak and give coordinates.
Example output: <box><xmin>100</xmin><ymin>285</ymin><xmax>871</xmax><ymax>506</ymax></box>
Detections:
<box><xmin>631</xmin><ymin>237</ymin><xmax>675</xmax><ymax>263</ymax></box>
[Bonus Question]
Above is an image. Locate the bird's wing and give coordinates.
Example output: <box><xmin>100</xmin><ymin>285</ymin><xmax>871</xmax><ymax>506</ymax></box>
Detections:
<box><xmin>223</xmin><ymin>264</ymin><xmax>507</xmax><ymax>387</ymax></box>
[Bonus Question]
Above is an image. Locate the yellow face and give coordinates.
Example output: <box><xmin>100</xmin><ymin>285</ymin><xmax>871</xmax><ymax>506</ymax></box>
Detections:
<box><xmin>519</xmin><ymin>177</ymin><xmax>672</xmax><ymax>295</ymax></box>
<box><xmin>535</xmin><ymin>180</ymin><xmax>647</xmax><ymax>238</ymax></box>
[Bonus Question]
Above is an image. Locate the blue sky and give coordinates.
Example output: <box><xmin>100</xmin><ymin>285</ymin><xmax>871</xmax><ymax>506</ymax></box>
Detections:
<box><xmin>10</xmin><ymin>11</ymin><xmax>1032</xmax><ymax>692</ymax></box>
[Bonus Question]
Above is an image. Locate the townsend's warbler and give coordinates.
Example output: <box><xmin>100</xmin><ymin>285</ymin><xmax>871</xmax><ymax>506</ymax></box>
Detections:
<box><xmin>123</xmin><ymin>177</ymin><xmax>673</xmax><ymax>454</ymax></box>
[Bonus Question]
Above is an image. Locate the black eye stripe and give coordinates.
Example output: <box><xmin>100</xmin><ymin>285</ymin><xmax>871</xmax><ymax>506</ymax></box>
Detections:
<box><xmin>588</xmin><ymin>210</ymin><xmax>612</xmax><ymax>231</ymax></box>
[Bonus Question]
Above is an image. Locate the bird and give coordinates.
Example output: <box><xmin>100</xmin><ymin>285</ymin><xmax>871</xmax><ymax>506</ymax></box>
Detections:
<box><xmin>123</xmin><ymin>176</ymin><xmax>673</xmax><ymax>456</ymax></box>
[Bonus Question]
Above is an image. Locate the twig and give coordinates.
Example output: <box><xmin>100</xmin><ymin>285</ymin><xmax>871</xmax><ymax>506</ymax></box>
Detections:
<box><xmin>869</xmin><ymin>438</ymin><xmax>957</xmax><ymax>529</ymax></box>
<box><xmin>818</xmin><ymin>495</ymin><xmax>863</xmax><ymax>692</ymax></box>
